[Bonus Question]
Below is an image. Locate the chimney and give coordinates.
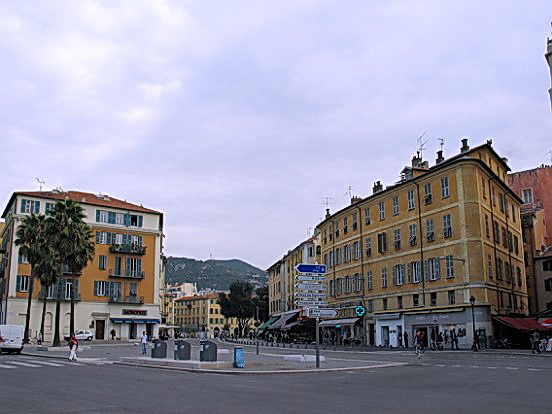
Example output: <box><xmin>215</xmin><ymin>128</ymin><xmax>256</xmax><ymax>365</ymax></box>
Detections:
<box><xmin>460</xmin><ymin>138</ymin><xmax>470</xmax><ymax>153</ymax></box>
<box><xmin>411</xmin><ymin>152</ymin><xmax>422</xmax><ymax>168</ymax></box>
<box><xmin>501</xmin><ymin>157</ymin><xmax>509</xmax><ymax>165</ymax></box>
<box><xmin>373</xmin><ymin>181</ymin><xmax>383</xmax><ymax>194</ymax></box>
<box><xmin>325</xmin><ymin>208</ymin><xmax>331</xmax><ymax>219</ymax></box>
<box><xmin>436</xmin><ymin>150</ymin><xmax>445</xmax><ymax>164</ymax></box>
<box><xmin>351</xmin><ymin>196</ymin><xmax>362</xmax><ymax>205</ymax></box>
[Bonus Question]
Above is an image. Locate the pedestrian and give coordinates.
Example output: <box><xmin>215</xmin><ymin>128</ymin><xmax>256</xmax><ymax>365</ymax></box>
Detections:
<box><xmin>398</xmin><ymin>332</ymin><xmax>403</xmax><ymax>348</ymax></box>
<box><xmin>451</xmin><ymin>329</ymin><xmax>459</xmax><ymax>350</ymax></box>
<box><xmin>140</xmin><ymin>331</ymin><xmax>148</xmax><ymax>355</ymax></box>
<box><xmin>403</xmin><ymin>331</ymin><xmax>409</xmax><ymax>348</ymax></box>
<box><xmin>37</xmin><ymin>331</ymin><xmax>42</xmax><ymax>346</ymax></box>
<box><xmin>531</xmin><ymin>330</ymin><xmax>541</xmax><ymax>354</ymax></box>
<box><xmin>68</xmin><ymin>334</ymin><xmax>79</xmax><ymax>362</ymax></box>
<box><xmin>110</xmin><ymin>329</ymin><xmax>116</xmax><ymax>341</ymax></box>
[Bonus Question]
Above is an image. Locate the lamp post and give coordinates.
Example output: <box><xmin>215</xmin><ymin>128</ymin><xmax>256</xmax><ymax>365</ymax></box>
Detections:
<box><xmin>469</xmin><ymin>295</ymin><xmax>477</xmax><ymax>352</ymax></box>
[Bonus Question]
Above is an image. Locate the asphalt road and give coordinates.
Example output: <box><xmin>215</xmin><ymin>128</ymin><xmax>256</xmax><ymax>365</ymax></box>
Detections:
<box><xmin>1</xmin><ymin>348</ymin><xmax>550</xmax><ymax>414</ymax></box>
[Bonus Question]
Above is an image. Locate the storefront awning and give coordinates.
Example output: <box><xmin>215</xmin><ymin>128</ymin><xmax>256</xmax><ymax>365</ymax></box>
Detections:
<box><xmin>269</xmin><ymin>310</ymin><xmax>299</xmax><ymax>330</ymax></box>
<box><xmin>257</xmin><ymin>315</ymin><xmax>280</xmax><ymax>331</ymax></box>
<box><xmin>282</xmin><ymin>321</ymin><xmax>300</xmax><ymax>330</ymax></box>
<box><xmin>110</xmin><ymin>318</ymin><xmax>160</xmax><ymax>324</ymax></box>
<box><xmin>318</xmin><ymin>317</ymin><xmax>360</xmax><ymax>327</ymax></box>
<box><xmin>541</xmin><ymin>318</ymin><xmax>552</xmax><ymax>327</ymax></box>
<box><xmin>493</xmin><ymin>316</ymin><xmax>549</xmax><ymax>331</ymax></box>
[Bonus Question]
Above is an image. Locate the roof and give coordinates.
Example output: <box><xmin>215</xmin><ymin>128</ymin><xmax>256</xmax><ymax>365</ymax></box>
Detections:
<box><xmin>175</xmin><ymin>293</ymin><xmax>219</xmax><ymax>302</ymax></box>
<box><xmin>493</xmin><ymin>316</ymin><xmax>551</xmax><ymax>331</ymax></box>
<box><xmin>2</xmin><ymin>190</ymin><xmax>161</xmax><ymax>218</ymax></box>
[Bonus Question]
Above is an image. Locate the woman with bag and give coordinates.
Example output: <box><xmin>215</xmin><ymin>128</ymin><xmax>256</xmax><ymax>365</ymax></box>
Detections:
<box><xmin>68</xmin><ymin>334</ymin><xmax>79</xmax><ymax>362</ymax></box>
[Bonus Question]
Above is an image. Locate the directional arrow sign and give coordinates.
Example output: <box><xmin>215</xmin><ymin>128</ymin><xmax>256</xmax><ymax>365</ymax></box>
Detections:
<box><xmin>296</xmin><ymin>275</ymin><xmax>327</xmax><ymax>282</ymax></box>
<box><xmin>295</xmin><ymin>264</ymin><xmax>327</xmax><ymax>274</ymax></box>
<box><xmin>295</xmin><ymin>292</ymin><xmax>327</xmax><ymax>299</ymax></box>
<box><xmin>307</xmin><ymin>308</ymin><xmax>338</xmax><ymax>318</ymax></box>
<box><xmin>295</xmin><ymin>283</ymin><xmax>327</xmax><ymax>291</ymax></box>
<box><xmin>295</xmin><ymin>300</ymin><xmax>328</xmax><ymax>307</ymax></box>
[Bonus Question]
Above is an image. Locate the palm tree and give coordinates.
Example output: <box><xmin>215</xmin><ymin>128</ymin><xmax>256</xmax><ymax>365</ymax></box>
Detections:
<box><xmin>34</xmin><ymin>248</ymin><xmax>59</xmax><ymax>342</ymax></box>
<box><xmin>47</xmin><ymin>200</ymin><xmax>95</xmax><ymax>346</ymax></box>
<box><xmin>15</xmin><ymin>214</ymin><xmax>48</xmax><ymax>344</ymax></box>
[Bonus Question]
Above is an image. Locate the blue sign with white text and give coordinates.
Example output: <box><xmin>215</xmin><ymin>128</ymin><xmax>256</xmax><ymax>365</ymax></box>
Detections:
<box><xmin>295</xmin><ymin>264</ymin><xmax>327</xmax><ymax>274</ymax></box>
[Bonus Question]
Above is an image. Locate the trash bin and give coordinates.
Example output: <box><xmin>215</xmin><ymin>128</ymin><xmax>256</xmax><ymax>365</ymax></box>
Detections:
<box><xmin>234</xmin><ymin>347</ymin><xmax>245</xmax><ymax>368</ymax></box>
<box><xmin>151</xmin><ymin>339</ymin><xmax>167</xmax><ymax>359</ymax></box>
<box><xmin>199</xmin><ymin>340</ymin><xmax>217</xmax><ymax>361</ymax></box>
<box><xmin>174</xmin><ymin>339</ymin><xmax>191</xmax><ymax>360</ymax></box>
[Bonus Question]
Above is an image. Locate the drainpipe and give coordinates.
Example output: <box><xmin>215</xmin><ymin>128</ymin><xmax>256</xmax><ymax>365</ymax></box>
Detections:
<box><xmin>415</xmin><ymin>181</ymin><xmax>426</xmax><ymax>305</ymax></box>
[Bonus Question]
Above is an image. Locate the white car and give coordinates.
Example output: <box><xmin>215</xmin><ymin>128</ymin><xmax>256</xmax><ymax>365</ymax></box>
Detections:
<box><xmin>0</xmin><ymin>325</ymin><xmax>24</xmax><ymax>354</ymax></box>
<box><xmin>64</xmin><ymin>330</ymin><xmax>94</xmax><ymax>341</ymax></box>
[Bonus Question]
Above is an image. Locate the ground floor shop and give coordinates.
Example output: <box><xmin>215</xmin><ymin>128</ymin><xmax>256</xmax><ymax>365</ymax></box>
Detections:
<box><xmin>4</xmin><ymin>298</ymin><xmax>160</xmax><ymax>342</ymax></box>
<box><xmin>319</xmin><ymin>318</ymin><xmax>362</xmax><ymax>346</ymax></box>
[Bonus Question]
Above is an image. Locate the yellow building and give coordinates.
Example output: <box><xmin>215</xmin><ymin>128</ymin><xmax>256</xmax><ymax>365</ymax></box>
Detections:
<box><xmin>315</xmin><ymin>139</ymin><xmax>527</xmax><ymax>348</ymax></box>
<box><xmin>0</xmin><ymin>190</ymin><xmax>164</xmax><ymax>341</ymax></box>
<box><xmin>174</xmin><ymin>293</ymin><xmax>244</xmax><ymax>337</ymax></box>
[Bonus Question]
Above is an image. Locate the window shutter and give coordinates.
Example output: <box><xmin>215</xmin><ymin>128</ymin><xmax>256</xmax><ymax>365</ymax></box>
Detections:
<box><xmin>16</xmin><ymin>275</ymin><xmax>21</xmax><ymax>292</ymax></box>
<box><xmin>96</xmin><ymin>210</ymin><xmax>101</xmax><ymax>222</ymax></box>
<box><xmin>34</xmin><ymin>201</ymin><xmax>40</xmax><ymax>214</ymax></box>
<box><xmin>435</xmin><ymin>259</ymin><xmax>440</xmax><ymax>279</ymax></box>
<box><xmin>138</xmin><ymin>216</ymin><xmax>143</xmax><ymax>227</ymax></box>
<box><xmin>126</xmin><ymin>258</ymin><xmax>131</xmax><ymax>276</ymax></box>
<box><xmin>124</xmin><ymin>214</ymin><xmax>130</xmax><ymax>226</ymax></box>
<box><xmin>74</xmin><ymin>279</ymin><xmax>79</xmax><ymax>299</ymax></box>
<box><xmin>137</xmin><ymin>258</ymin><xmax>142</xmax><ymax>273</ymax></box>
<box><xmin>94</xmin><ymin>281</ymin><xmax>99</xmax><ymax>296</ymax></box>
<box><xmin>407</xmin><ymin>264</ymin><xmax>413</xmax><ymax>284</ymax></box>
<box><xmin>392</xmin><ymin>266</ymin><xmax>397</xmax><ymax>285</ymax></box>
<box><xmin>40</xmin><ymin>284</ymin><xmax>46</xmax><ymax>299</ymax></box>
<box><xmin>424</xmin><ymin>260</ymin><xmax>429</xmax><ymax>281</ymax></box>
<box><xmin>108</xmin><ymin>212</ymin><xmax>116</xmax><ymax>224</ymax></box>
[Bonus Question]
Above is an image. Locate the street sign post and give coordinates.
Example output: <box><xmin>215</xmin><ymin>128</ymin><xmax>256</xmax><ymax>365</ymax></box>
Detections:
<box><xmin>294</xmin><ymin>300</ymin><xmax>328</xmax><ymax>307</ymax></box>
<box><xmin>295</xmin><ymin>283</ymin><xmax>327</xmax><ymax>291</ymax></box>
<box><xmin>296</xmin><ymin>275</ymin><xmax>327</xmax><ymax>282</ymax></box>
<box><xmin>295</xmin><ymin>292</ymin><xmax>328</xmax><ymax>299</ymax></box>
<box><xmin>306</xmin><ymin>308</ymin><xmax>338</xmax><ymax>318</ymax></box>
<box><xmin>295</xmin><ymin>264</ymin><xmax>327</xmax><ymax>274</ymax></box>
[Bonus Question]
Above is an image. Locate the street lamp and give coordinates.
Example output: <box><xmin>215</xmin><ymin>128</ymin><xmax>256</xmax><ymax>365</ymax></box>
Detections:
<box><xmin>469</xmin><ymin>295</ymin><xmax>477</xmax><ymax>352</ymax></box>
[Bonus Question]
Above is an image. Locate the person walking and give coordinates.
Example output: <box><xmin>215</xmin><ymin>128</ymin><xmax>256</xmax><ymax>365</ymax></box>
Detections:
<box><xmin>531</xmin><ymin>330</ymin><xmax>541</xmax><ymax>354</ymax></box>
<box><xmin>37</xmin><ymin>331</ymin><xmax>42</xmax><ymax>346</ymax></box>
<box><xmin>68</xmin><ymin>334</ymin><xmax>79</xmax><ymax>362</ymax></box>
<box><xmin>140</xmin><ymin>331</ymin><xmax>148</xmax><ymax>355</ymax></box>
<box><xmin>451</xmin><ymin>328</ymin><xmax>459</xmax><ymax>350</ymax></box>
<box><xmin>110</xmin><ymin>329</ymin><xmax>116</xmax><ymax>341</ymax></box>
<box><xmin>403</xmin><ymin>331</ymin><xmax>409</xmax><ymax>348</ymax></box>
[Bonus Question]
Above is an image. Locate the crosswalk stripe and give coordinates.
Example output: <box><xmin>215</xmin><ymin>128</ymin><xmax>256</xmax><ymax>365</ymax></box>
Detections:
<box><xmin>0</xmin><ymin>364</ymin><xmax>17</xmax><ymax>369</ymax></box>
<box><xmin>22</xmin><ymin>359</ymin><xmax>65</xmax><ymax>367</ymax></box>
<box><xmin>4</xmin><ymin>361</ymin><xmax>42</xmax><ymax>367</ymax></box>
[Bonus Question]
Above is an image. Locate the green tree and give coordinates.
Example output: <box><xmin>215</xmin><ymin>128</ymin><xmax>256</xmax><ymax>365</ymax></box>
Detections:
<box><xmin>34</xmin><ymin>248</ymin><xmax>59</xmax><ymax>341</ymax></box>
<box><xmin>218</xmin><ymin>281</ymin><xmax>255</xmax><ymax>337</ymax></box>
<box><xmin>15</xmin><ymin>214</ymin><xmax>49</xmax><ymax>344</ymax></box>
<box><xmin>253</xmin><ymin>285</ymin><xmax>269</xmax><ymax>325</ymax></box>
<box><xmin>47</xmin><ymin>200</ymin><xmax>95</xmax><ymax>346</ymax></box>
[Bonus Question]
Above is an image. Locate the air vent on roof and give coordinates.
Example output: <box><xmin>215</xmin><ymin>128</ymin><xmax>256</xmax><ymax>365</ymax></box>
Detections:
<box><xmin>52</xmin><ymin>187</ymin><xmax>63</xmax><ymax>194</ymax></box>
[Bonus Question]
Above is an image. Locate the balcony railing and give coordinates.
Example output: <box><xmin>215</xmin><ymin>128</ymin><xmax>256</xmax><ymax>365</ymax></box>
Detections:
<box><xmin>109</xmin><ymin>244</ymin><xmax>147</xmax><ymax>255</ymax></box>
<box><xmin>109</xmin><ymin>295</ymin><xmax>144</xmax><ymax>305</ymax></box>
<box><xmin>109</xmin><ymin>269</ymin><xmax>145</xmax><ymax>279</ymax></box>
<box><xmin>62</xmin><ymin>264</ymin><xmax>83</xmax><ymax>275</ymax></box>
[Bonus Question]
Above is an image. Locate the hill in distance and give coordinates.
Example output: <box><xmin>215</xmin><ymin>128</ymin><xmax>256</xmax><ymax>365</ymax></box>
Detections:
<box><xmin>166</xmin><ymin>257</ymin><xmax>268</xmax><ymax>291</ymax></box>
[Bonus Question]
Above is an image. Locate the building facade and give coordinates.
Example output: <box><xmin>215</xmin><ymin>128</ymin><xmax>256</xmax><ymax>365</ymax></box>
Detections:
<box><xmin>0</xmin><ymin>190</ymin><xmax>164</xmax><ymax>341</ymax></box>
<box><xmin>316</xmin><ymin>139</ymin><xmax>528</xmax><ymax>349</ymax></box>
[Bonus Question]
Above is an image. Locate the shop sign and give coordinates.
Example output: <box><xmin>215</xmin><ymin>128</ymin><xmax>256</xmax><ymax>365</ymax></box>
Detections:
<box><xmin>123</xmin><ymin>309</ymin><xmax>147</xmax><ymax>316</ymax></box>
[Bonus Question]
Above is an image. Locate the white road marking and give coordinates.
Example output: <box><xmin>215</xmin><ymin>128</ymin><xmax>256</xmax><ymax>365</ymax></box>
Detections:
<box><xmin>469</xmin><ymin>365</ymin><xmax>480</xmax><ymax>368</ymax></box>
<box><xmin>22</xmin><ymin>359</ymin><xmax>65</xmax><ymax>367</ymax></box>
<box><xmin>505</xmin><ymin>367</ymin><xmax>518</xmax><ymax>370</ymax></box>
<box><xmin>435</xmin><ymin>364</ymin><xmax>446</xmax><ymax>367</ymax></box>
<box><xmin>0</xmin><ymin>364</ymin><xmax>17</xmax><ymax>369</ymax></box>
<box><xmin>451</xmin><ymin>365</ymin><xmax>462</xmax><ymax>368</ymax></box>
<box><xmin>487</xmin><ymin>367</ymin><xmax>498</xmax><ymax>369</ymax></box>
<box><xmin>528</xmin><ymin>368</ymin><xmax>541</xmax><ymax>371</ymax></box>
<box><xmin>4</xmin><ymin>361</ymin><xmax>42</xmax><ymax>367</ymax></box>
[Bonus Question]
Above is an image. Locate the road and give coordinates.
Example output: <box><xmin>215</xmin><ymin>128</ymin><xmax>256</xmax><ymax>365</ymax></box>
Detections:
<box><xmin>1</xmin><ymin>346</ymin><xmax>550</xmax><ymax>414</ymax></box>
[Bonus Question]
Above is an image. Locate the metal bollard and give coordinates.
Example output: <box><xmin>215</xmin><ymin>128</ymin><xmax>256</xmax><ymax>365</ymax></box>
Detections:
<box><xmin>256</xmin><ymin>341</ymin><xmax>259</xmax><ymax>355</ymax></box>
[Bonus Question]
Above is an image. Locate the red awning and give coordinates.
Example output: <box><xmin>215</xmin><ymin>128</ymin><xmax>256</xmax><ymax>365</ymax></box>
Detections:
<box><xmin>494</xmin><ymin>316</ymin><xmax>550</xmax><ymax>331</ymax></box>
<box><xmin>541</xmin><ymin>318</ymin><xmax>552</xmax><ymax>327</ymax></box>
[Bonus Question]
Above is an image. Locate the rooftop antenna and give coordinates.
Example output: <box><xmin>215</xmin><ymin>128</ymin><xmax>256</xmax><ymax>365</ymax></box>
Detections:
<box><xmin>546</xmin><ymin>150</ymin><xmax>552</xmax><ymax>164</ymax></box>
<box><xmin>321</xmin><ymin>197</ymin><xmax>333</xmax><ymax>210</ymax></box>
<box><xmin>417</xmin><ymin>131</ymin><xmax>428</xmax><ymax>158</ymax></box>
<box><xmin>306</xmin><ymin>226</ymin><xmax>312</xmax><ymax>236</ymax></box>
<box><xmin>438</xmin><ymin>137</ymin><xmax>445</xmax><ymax>152</ymax></box>
<box><xmin>35</xmin><ymin>177</ymin><xmax>45</xmax><ymax>192</ymax></box>
<box><xmin>344</xmin><ymin>186</ymin><xmax>353</xmax><ymax>200</ymax></box>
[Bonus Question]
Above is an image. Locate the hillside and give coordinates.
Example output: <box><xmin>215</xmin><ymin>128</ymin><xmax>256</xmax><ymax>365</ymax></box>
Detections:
<box><xmin>166</xmin><ymin>257</ymin><xmax>268</xmax><ymax>290</ymax></box>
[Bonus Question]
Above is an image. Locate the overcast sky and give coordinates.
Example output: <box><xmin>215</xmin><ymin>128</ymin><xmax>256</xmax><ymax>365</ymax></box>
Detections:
<box><xmin>1</xmin><ymin>1</ymin><xmax>551</xmax><ymax>269</ymax></box>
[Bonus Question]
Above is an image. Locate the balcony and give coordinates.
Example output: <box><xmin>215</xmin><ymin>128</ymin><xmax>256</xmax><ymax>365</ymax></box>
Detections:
<box><xmin>109</xmin><ymin>295</ymin><xmax>144</xmax><ymax>305</ymax></box>
<box><xmin>62</xmin><ymin>264</ymin><xmax>83</xmax><ymax>276</ymax></box>
<box><xmin>109</xmin><ymin>269</ymin><xmax>145</xmax><ymax>279</ymax></box>
<box><xmin>109</xmin><ymin>244</ymin><xmax>146</xmax><ymax>255</ymax></box>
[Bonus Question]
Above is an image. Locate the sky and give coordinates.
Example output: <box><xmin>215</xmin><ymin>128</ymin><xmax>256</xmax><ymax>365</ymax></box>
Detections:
<box><xmin>1</xmin><ymin>1</ymin><xmax>551</xmax><ymax>270</ymax></box>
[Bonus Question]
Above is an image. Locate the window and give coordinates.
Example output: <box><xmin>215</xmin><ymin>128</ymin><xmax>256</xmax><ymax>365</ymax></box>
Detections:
<box><xmin>353</xmin><ymin>241</ymin><xmax>360</xmax><ymax>260</ymax></box>
<box><xmin>545</xmin><ymin>279</ymin><xmax>552</xmax><ymax>291</ymax></box>
<box><xmin>409</xmin><ymin>223</ymin><xmax>417</xmax><ymax>246</ymax></box>
<box><xmin>522</xmin><ymin>188</ymin><xmax>533</xmax><ymax>204</ymax></box>
<box><xmin>513</xmin><ymin>235</ymin><xmax>519</xmax><ymax>255</ymax></box>
<box><xmin>392</xmin><ymin>196</ymin><xmax>399</xmax><ymax>215</ymax></box>
<box><xmin>96</xmin><ymin>232</ymin><xmax>107</xmax><ymax>244</ymax></box>
<box><xmin>407</xmin><ymin>190</ymin><xmax>415</xmax><ymax>210</ymax></box>
<box><xmin>397</xmin><ymin>296</ymin><xmax>403</xmax><ymax>309</ymax></box>
<box><xmin>365</xmin><ymin>208</ymin><xmax>371</xmax><ymax>225</ymax></box>
<box><xmin>343</xmin><ymin>217</ymin><xmax>348</xmax><ymax>234</ymax></box>
<box><xmin>487</xmin><ymin>254</ymin><xmax>493</xmax><ymax>278</ymax></box>
<box><xmin>491</xmin><ymin>186</ymin><xmax>496</xmax><ymax>205</ymax></box>
<box><xmin>16</xmin><ymin>275</ymin><xmax>31</xmax><ymax>292</ymax></box>
<box><xmin>517</xmin><ymin>267</ymin><xmax>522</xmax><ymax>287</ymax></box>
<box><xmin>413</xmin><ymin>294</ymin><xmax>419</xmax><ymax>307</ymax></box>
<box><xmin>45</xmin><ymin>202</ymin><xmax>55</xmax><ymax>215</ymax></box>
<box><xmin>427</xmin><ymin>258</ymin><xmax>440</xmax><ymax>280</ymax></box>
<box><xmin>377</xmin><ymin>232</ymin><xmax>387</xmax><ymax>253</ymax></box>
<box><xmin>409</xmin><ymin>261</ymin><xmax>422</xmax><ymax>283</ymax></box>
<box><xmin>448</xmin><ymin>290</ymin><xmax>456</xmax><ymax>305</ymax></box>
<box><xmin>367</xmin><ymin>299</ymin><xmax>373</xmax><ymax>313</ymax></box>
<box><xmin>544</xmin><ymin>260</ymin><xmax>552</xmax><ymax>271</ymax></box>
<box><xmin>365</xmin><ymin>237</ymin><xmax>372</xmax><ymax>257</ymax></box>
<box><xmin>394</xmin><ymin>229</ymin><xmax>401</xmax><ymax>250</ymax></box>
<box><xmin>126</xmin><ymin>257</ymin><xmax>142</xmax><ymax>278</ymax></box>
<box><xmin>94</xmin><ymin>281</ymin><xmax>108</xmax><ymax>296</ymax></box>
<box><xmin>381</xmin><ymin>267</ymin><xmax>388</xmax><ymax>288</ymax></box>
<box><xmin>497</xmin><ymin>258</ymin><xmax>503</xmax><ymax>280</ymax></box>
<box><xmin>335</xmin><ymin>221</ymin><xmax>339</xmax><ymax>238</ymax></box>
<box><xmin>484</xmin><ymin>214</ymin><xmax>490</xmax><ymax>238</ymax></box>
<box><xmin>499</xmin><ymin>193</ymin><xmax>505</xmax><ymax>213</ymax></box>
<box><xmin>430</xmin><ymin>292</ymin><xmax>437</xmax><ymax>306</ymax></box>
<box><xmin>20</xmin><ymin>199</ymin><xmax>40</xmax><ymax>214</ymax></box>
<box><xmin>355</xmin><ymin>273</ymin><xmax>362</xmax><ymax>292</ymax></box>
<box><xmin>426</xmin><ymin>219</ymin><xmax>434</xmax><ymax>242</ymax></box>
<box><xmin>383</xmin><ymin>298</ymin><xmax>388</xmax><ymax>310</ymax></box>
<box><xmin>512</xmin><ymin>205</ymin><xmax>516</xmax><ymax>223</ymax></box>
<box><xmin>445</xmin><ymin>255</ymin><xmax>455</xmax><ymax>278</ymax></box>
<box><xmin>64</xmin><ymin>279</ymin><xmax>78</xmax><ymax>300</ymax></box>
<box><xmin>396</xmin><ymin>264</ymin><xmax>405</xmax><ymax>285</ymax></box>
<box><xmin>352</xmin><ymin>212</ymin><xmax>358</xmax><ymax>231</ymax></box>
<box><xmin>443</xmin><ymin>214</ymin><xmax>452</xmax><ymax>238</ymax></box>
<box><xmin>441</xmin><ymin>176</ymin><xmax>450</xmax><ymax>198</ymax></box>
<box><xmin>329</xmin><ymin>279</ymin><xmax>335</xmax><ymax>296</ymax></box>
<box><xmin>379</xmin><ymin>201</ymin><xmax>385</xmax><ymax>221</ymax></box>
<box><xmin>493</xmin><ymin>221</ymin><xmax>500</xmax><ymax>244</ymax></box>
<box><xmin>344</xmin><ymin>244</ymin><xmax>351</xmax><ymax>262</ymax></box>
<box><xmin>367</xmin><ymin>270</ymin><xmax>373</xmax><ymax>290</ymax></box>
<box><xmin>18</xmin><ymin>250</ymin><xmax>29</xmax><ymax>264</ymax></box>
<box><xmin>99</xmin><ymin>255</ymin><xmax>107</xmax><ymax>270</ymax></box>
<box><xmin>424</xmin><ymin>183</ymin><xmax>432</xmax><ymax>204</ymax></box>
<box><xmin>481</xmin><ymin>178</ymin><xmax>486</xmax><ymax>198</ymax></box>
<box><xmin>96</xmin><ymin>210</ymin><xmax>109</xmax><ymax>223</ymax></box>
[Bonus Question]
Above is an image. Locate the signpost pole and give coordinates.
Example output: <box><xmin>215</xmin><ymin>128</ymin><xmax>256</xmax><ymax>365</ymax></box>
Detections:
<box><xmin>315</xmin><ymin>317</ymin><xmax>320</xmax><ymax>368</ymax></box>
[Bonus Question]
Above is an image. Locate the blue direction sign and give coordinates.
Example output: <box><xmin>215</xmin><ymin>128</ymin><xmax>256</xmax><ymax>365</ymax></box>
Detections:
<box><xmin>295</xmin><ymin>264</ymin><xmax>327</xmax><ymax>274</ymax></box>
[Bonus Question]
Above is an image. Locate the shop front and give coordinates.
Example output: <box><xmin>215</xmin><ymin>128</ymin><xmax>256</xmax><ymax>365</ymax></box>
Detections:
<box><xmin>319</xmin><ymin>318</ymin><xmax>361</xmax><ymax>346</ymax></box>
<box><xmin>110</xmin><ymin>316</ymin><xmax>160</xmax><ymax>340</ymax></box>
<box><xmin>374</xmin><ymin>313</ymin><xmax>404</xmax><ymax>347</ymax></box>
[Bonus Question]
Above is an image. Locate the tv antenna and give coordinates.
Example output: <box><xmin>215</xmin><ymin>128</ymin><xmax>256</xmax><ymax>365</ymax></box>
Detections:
<box><xmin>546</xmin><ymin>150</ymin><xmax>552</xmax><ymax>164</ymax></box>
<box><xmin>306</xmin><ymin>226</ymin><xmax>312</xmax><ymax>236</ymax></box>
<box><xmin>344</xmin><ymin>186</ymin><xmax>354</xmax><ymax>200</ymax></box>
<box><xmin>35</xmin><ymin>177</ymin><xmax>45</xmax><ymax>192</ymax></box>
<box><xmin>321</xmin><ymin>197</ymin><xmax>333</xmax><ymax>209</ymax></box>
<box><xmin>417</xmin><ymin>131</ymin><xmax>428</xmax><ymax>158</ymax></box>
<box><xmin>438</xmin><ymin>137</ymin><xmax>445</xmax><ymax>152</ymax></box>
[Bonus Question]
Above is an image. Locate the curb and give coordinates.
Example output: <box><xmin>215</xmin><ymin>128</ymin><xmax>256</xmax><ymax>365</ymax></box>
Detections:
<box><xmin>113</xmin><ymin>360</ymin><xmax>407</xmax><ymax>375</ymax></box>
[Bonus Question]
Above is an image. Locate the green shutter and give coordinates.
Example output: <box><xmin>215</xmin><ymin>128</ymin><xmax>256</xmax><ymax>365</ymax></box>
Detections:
<box><xmin>34</xmin><ymin>201</ymin><xmax>40</xmax><ymax>214</ymax></box>
<box><xmin>124</xmin><ymin>214</ymin><xmax>130</xmax><ymax>226</ymax></box>
<box><xmin>20</xmin><ymin>199</ymin><xmax>26</xmax><ymax>213</ymax></box>
<box><xmin>16</xmin><ymin>275</ymin><xmax>21</xmax><ymax>292</ymax></box>
<box><xmin>108</xmin><ymin>212</ymin><xmax>116</xmax><ymax>224</ymax></box>
<box><xmin>96</xmin><ymin>210</ymin><xmax>101</xmax><ymax>222</ymax></box>
<box><xmin>138</xmin><ymin>216</ymin><xmax>143</xmax><ymax>227</ymax></box>
<box><xmin>94</xmin><ymin>281</ymin><xmax>99</xmax><ymax>296</ymax></box>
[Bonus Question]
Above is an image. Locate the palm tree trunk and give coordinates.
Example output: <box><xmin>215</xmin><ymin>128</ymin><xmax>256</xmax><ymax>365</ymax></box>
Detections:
<box><xmin>40</xmin><ymin>290</ymin><xmax>47</xmax><ymax>342</ymax></box>
<box><xmin>23</xmin><ymin>273</ymin><xmax>35</xmax><ymax>344</ymax></box>
<box><xmin>52</xmin><ymin>265</ymin><xmax>63</xmax><ymax>347</ymax></box>
<box><xmin>69</xmin><ymin>276</ymin><xmax>75</xmax><ymax>336</ymax></box>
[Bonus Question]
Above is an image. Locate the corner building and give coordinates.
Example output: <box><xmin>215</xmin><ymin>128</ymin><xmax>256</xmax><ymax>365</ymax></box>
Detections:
<box><xmin>0</xmin><ymin>190</ymin><xmax>164</xmax><ymax>341</ymax></box>
<box><xmin>316</xmin><ymin>140</ymin><xmax>527</xmax><ymax>349</ymax></box>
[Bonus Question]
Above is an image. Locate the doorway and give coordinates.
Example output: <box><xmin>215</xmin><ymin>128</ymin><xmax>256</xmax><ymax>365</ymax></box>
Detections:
<box><xmin>95</xmin><ymin>320</ymin><xmax>105</xmax><ymax>340</ymax></box>
<box><xmin>129</xmin><ymin>322</ymin><xmax>137</xmax><ymax>340</ymax></box>
<box><xmin>381</xmin><ymin>326</ymin><xmax>390</xmax><ymax>346</ymax></box>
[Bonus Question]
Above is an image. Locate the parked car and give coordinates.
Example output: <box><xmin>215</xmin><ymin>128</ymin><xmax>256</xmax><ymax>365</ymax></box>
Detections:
<box><xmin>0</xmin><ymin>324</ymin><xmax>24</xmax><ymax>354</ymax></box>
<box><xmin>64</xmin><ymin>330</ymin><xmax>94</xmax><ymax>341</ymax></box>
